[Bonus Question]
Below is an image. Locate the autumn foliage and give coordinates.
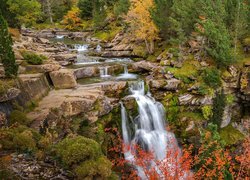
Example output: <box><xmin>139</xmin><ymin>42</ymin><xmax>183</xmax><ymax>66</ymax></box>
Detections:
<box><xmin>62</xmin><ymin>7</ymin><xmax>82</xmax><ymax>30</ymax></box>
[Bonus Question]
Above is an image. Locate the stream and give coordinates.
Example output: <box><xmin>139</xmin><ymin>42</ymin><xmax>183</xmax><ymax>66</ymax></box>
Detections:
<box><xmin>51</xmin><ymin>37</ymin><xmax>184</xmax><ymax>179</ymax></box>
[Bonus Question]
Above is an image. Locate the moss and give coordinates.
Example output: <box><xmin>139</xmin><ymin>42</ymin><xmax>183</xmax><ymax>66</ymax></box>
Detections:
<box><xmin>0</xmin><ymin>79</ymin><xmax>16</xmax><ymax>96</ymax></box>
<box><xmin>21</xmin><ymin>51</ymin><xmax>47</xmax><ymax>65</ymax></box>
<box><xmin>133</xmin><ymin>45</ymin><xmax>147</xmax><ymax>58</ymax></box>
<box><xmin>179</xmin><ymin>111</ymin><xmax>204</xmax><ymax>122</ymax></box>
<box><xmin>9</xmin><ymin>110</ymin><xmax>31</xmax><ymax>126</ymax></box>
<box><xmin>219</xmin><ymin>125</ymin><xmax>245</xmax><ymax>146</ymax></box>
<box><xmin>94</xmin><ymin>25</ymin><xmax>122</xmax><ymax>41</ymax></box>
<box><xmin>74</xmin><ymin>156</ymin><xmax>112</xmax><ymax>179</ymax></box>
<box><xmin>54</xmin><ymin>136</ymin><xmax>102</xmax><ymax>167</ymax></box>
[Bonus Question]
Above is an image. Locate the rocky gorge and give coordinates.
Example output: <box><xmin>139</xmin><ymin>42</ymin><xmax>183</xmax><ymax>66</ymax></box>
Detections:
<box><xmin>0</xmin><ymin>28</ymin><xmax>249</xmax><ymax>179</ymax></box>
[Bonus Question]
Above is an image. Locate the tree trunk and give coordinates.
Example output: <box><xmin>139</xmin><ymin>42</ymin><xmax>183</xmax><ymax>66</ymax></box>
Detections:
<box><xmin>46</xmin><ymin>0</ymin><xmax>53</xmax><ymax>24</ymax></box>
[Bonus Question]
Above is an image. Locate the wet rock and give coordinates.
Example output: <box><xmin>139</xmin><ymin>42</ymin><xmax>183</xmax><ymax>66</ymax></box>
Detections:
<box><xmin>50</xmin><ymin>69</ymin><xmax>77</xmax><ymax>89</ymax></box>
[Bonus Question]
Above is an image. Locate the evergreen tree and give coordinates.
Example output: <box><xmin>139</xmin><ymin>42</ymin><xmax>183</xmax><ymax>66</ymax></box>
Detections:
<box><xmin>0</xmin><ymin>12</ymin><xmax>18</xmax><ymax>77</ymax></box>
<box><xmin>77</xmin><ymin>0</ymin><xmax>93</xmax><ymax>19</ymax></box>
<box><xmin>114</xmin><ymin>0</ymin><xmax>130</xmax><ymax>17</ymax></box>
<box><xmin>92</xmin><ymin>0</ymin><xmax>107</xmax><ymax>28</ymax></box>
<box><xmin>197</xmin><ymin>0</ymin><xmax>232</xmax><ymax>67</ymax></box>
<box><xmin>151</xmin><ymin>0</ymin><xmax>173</xmax><ymax>40</ymax></box>
<box><xmin>210</xmin><ymin>91</ymin><xmax>226</xmax><ymax>128</ymax></box>
<box><xmin>0</xmin><ymin>0</ymin><xmax>18</xmax><ymax>27</ymax></box>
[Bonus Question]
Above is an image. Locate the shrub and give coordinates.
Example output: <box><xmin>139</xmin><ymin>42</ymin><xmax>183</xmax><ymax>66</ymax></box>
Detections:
<box><xmin>75</xmin><ymin>156</ymin><xmax>112</xmax><ymax>179</ymax></box>
<box><xmin>202</xmin><ymin>68</ymin><xmax>221</xmax><ymax>89</ymax></box>
<box><xmin>21</xmin><ymin>51</ymin><xmax>46</xmax><ymax>65</ymax></box>
<box><xmin>9</xmin><ymin>110</ymin><xmax>31</xmax><ymax>126</ymax></box>
<box><xmin>202</xmin><ymin>105</ymin><xmax>213</xmax><ymax>120</ymax></box>
<box><xmin>54</xmin><ymin>136</ymin><xmax>102</xmax><ymax>167</ymax></box>
<box><xmin>13</xmin><ymin>130</ymin><xmax>37</xmax><ymax>152</ymax></box>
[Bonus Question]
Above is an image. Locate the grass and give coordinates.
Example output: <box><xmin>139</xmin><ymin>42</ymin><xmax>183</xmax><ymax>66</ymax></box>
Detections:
<box><xmin>0</xmin><ymin>79</ymin><xmax>16</xmax><ymax>96</ymax></box>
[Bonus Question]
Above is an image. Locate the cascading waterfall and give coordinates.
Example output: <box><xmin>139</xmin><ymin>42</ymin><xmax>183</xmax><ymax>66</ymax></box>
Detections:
<box><xmin>121</xmin><ymin>81</ymin><xmax>183</xmax><ymax>178</ymax></box>
<box><xmin>96</xmin><ymin>44</ymin><xmax>102</xmax><ymax>52</ymax></box>
<box><xmin>117</xmin><ymin>65</ymin><xmax>137</xmax><ymax>80</ymax></box>
<box><xmin>56</xmin><ymin>35</ymin><xmax>64</xmax><ymax>39</ymax></box>
<box><xmin>100</xmin><ymin>67</ymin><xmax>111</xmax><ymax>78</ymax></box>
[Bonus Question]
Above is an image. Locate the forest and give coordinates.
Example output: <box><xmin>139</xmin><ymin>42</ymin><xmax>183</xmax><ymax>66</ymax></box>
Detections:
<box><xmin>0</xmin><ymin>0</ymin><xmax>249</xmax><ymax>179</ymax></box>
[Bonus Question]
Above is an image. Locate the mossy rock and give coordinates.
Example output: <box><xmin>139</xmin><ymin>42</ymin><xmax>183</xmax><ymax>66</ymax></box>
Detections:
<box><xmin>219</xmin><ymin>125</ymin><xmax>245</xmax><ymax>146</ymax></box>
<box><xmin>54</xmin><ymin>136</ymin><xmax>102</xmax><ymax>167</ymax></box>
<box><xmin>0</xmin><ymin>79</ymin><xmax>16</xmax><ymax>96</ymax></box>
<box><xmin>74</xmin><ymin>156</ymin><xmax>112</xmax><ymax>179</ymax></box>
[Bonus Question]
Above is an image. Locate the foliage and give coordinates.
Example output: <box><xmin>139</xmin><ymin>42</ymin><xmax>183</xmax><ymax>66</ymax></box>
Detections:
<box><xmin>9</xmin><ymin>110</ymin><xmax>31</xmax><ymax>126</ymax></box>
<box><xmin>7</xmin><ymin>0</ymin><xmax>41</xmax><ymax>27</ymax></box>
<box><xmin>50</xmin><ymin>0</ymin><xmax>75</xmax><ymax>22</ymax></box>
<box><xmin>114</xmin><ymin>0</ymin><xmax>130</xmax><ymax>17</ymax></box>
<box><xmin>0</xmin><ymin>12</ymin><xmax>18</xmax><ymax>77</ymax></box>
<box><xmin>62</xmin><ymin>7</ymin><xmax>82</xmax><ymax>30</ymax></box>
<box><xmin>21</xmin><ymin>51</ymin><xmax>46</xmax><ymax>65</ymax></box>
<box><xmin>210</xmin><ymin>91</ymin><xmax>226</xmax><ymax>128</ymax></box>
<box><xmin>54</xmin><ymin>136</ymin><xmax>102</xmax><ymax>167</ymax></box>
<box><xmin>77</xmin><ymin>0</ymin><xmax>93</xmax><ymax>19</ymax></box>
<box><xmin>225</xmin><ymin>94</ymin><xmax>235</xmax><ymax>105</ymax></box>
<box><xmin>0</xmin><ymin>0</ymin><xmax>18</xmax><ymax>27</ymax></box>
<box><xmin>165</xmin><ymin>95</ymin><xmax>179</xmax><ymax>122</ymax></box>
<box><xmin>202</xmin><ymin>68</ymin><xmax>221</xmax><ymax>89</ymax></box>
<box><xmin>202</xmin><ymin>105</ymin><xmax>213</xmax><ymax>120</ymax></box>
<box><xmin>194</xmin><ymin>123</ymin><xmax>233</xmax><ymax>179</ymax></box>
<box><xmin>126</xmin><ymin>0</ymin><xmax>159</xmax><ymax>54</ymax></box>
<box><xmin>74</xmin><ymin>156</ymin><xmax>112</xmax><ymax>179</ymax></box>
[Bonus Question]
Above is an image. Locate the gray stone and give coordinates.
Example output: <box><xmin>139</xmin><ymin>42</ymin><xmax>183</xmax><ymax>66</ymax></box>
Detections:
<box><xmin>50</xmin><ymin>69</ymin><xmax>77</xmax><ymax>89</ymax></box>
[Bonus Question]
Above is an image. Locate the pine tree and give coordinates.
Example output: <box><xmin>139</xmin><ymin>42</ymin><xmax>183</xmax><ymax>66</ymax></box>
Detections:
<box><xmin>0</xmin><ymin>11</ymin><xmax>18</xmax><ymax>77</ymax></box>
<box><xmin>114</xmin><ymin>0</ymin><xmax>130</xmax><ymax>17</ymax></box>
<box><xmin>78</xmin><ymin>0</ymin><xmax>93</xmax><ymax>19</ymax></box>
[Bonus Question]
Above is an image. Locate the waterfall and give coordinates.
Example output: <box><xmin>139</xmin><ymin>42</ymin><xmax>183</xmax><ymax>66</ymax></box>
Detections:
<box><xmin>74</xmin><ymin>44</ymin><xmax>89</xmax><ymax>52</ymax></box>
<box><xmin>117</xmin><ymin>65</ymin><xmax>137</xmax><ymax>80</ymax></box>
<box><xmin>100</xmin><ymin>67</ymin><xmax>111</xmax><ymax>78</ymax></box>
<box><xmin>121</xmin><ymin>81</ymin><xmax>183</xmax><ymax>178</ymax></box>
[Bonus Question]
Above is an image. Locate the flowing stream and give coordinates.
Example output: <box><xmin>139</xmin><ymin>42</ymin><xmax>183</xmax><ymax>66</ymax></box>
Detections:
<box><xmin>121</xmin><ymin>81</ymin><xmax>182</xmax><ymax>178</ymax></box>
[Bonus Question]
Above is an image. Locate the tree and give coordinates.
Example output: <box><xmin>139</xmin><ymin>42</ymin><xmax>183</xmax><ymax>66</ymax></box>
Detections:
<box><xmin>0</xmin><ymin>0</ymin><xmax>18</xmax><ymax>27</ymax></box>
<box><xmin>62</xmin><ymin>7</ymin><xmax>82</xmax><ymax>30</ymax></box>
<box><xmin>196</xmin><ymin>0</ymin><xmax>232</xmax><ymax>67</ymax></box>
<box><xmin>114</xmin><ymin>0</ymin><xmax>130</xmax><ymax>17</ymax></box>
<box><xmin>194</xmin><ymin>124</ymin><xmax>233</xmax><ymax>179</ymax></box>
<box><xmin>0</xmin><ymin>11</ymin><xmax>18</xmax><ymax>77</ymax></box>
<box><xmin>77</xmin><ymin>0</ymin><xmax>93</xmax><ymax>19</ymax></box>
<box><xmin>126</xmin><ymin>0</ymin><xmax>159</xmax><ymax>54</ymax></box>
<box><xmin>7</xmin><ymin>0</ymin><xmax>41</xmax><ymax>27</ymax></box>
<box><xmin>151</xmin><ymin>0</ymin><xmax>173</xmax><ymax>40</ymax></box>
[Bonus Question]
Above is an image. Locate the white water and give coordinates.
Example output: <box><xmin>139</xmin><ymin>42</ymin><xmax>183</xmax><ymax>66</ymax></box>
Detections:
<box><xmin>56</xmin><ymin>35</ymin><xmax>64</xmax><ymax>39</ymax></box>
<box><xmin>117</xmin><ymin>65</ymin><xmax>137</xmax><ymax>80</ymax></box>
<box><xmin>96</xmin><ymin>44</ymin><xmax>102</xmax><ymax>52</ymax></box>
<box><xmin>100</xmin><ymin>67</ymin><xmax>111</xmax><ymax>78</ymax></box>
<box><xmin>74</xmin><ymin>44</ymin><xmax>89</xmax><ymax>52</ymax></box>
<box><xmin>121</xmin><ymin>81</ymin><xmax>183</xmax><ymax>178</ymax></box>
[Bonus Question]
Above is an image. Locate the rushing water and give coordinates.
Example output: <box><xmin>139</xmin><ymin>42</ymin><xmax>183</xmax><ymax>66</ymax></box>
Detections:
<box><xmin>100</xmin><ymin>66</ymin><xmax>111</xmax><ymax>78</ymax></box>
<box><xmin>121</xmin><ymin>81</ymin><xmax>183</xmax><ymax>178</ymax></box>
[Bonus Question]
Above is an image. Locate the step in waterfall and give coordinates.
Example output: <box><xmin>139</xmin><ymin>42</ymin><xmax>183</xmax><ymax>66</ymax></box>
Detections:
<box><xmin>121</xmin><ymin>81</ymin><xmax>185</xmax><ymax>178</ymax></box>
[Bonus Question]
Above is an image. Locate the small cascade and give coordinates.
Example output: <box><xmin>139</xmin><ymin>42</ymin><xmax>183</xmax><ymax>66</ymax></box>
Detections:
<box><xmin>74</xmin><ymin>44</ymin><xmax>89</xmax><ymax>52</ymax></box>
<box><xmin>117</xmin><ymin>65</ymin><xmax>137</xmax><ymax>80</ymax></box>
<box><xmin>96</xmin><ymin>44</ymin><xmax>102</xmax><ymax>52</ymax></box>
<box><xmin>121</xmin><ymin>81</ymin><xmax>186</xmax><ymax>178</ymax></box>
<box><xmin>56</xmin><ymin>35</ymin><xmax>64</xmax><ymax>39</ymax></box>
<box><xmin>100</xmin><ymin>67</ymin><xmax>111</xmax><ymax>78</ymax></box>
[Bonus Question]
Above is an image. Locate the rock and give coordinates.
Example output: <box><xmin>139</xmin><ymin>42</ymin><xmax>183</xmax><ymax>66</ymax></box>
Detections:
<box><xmin>45</xmin><ymin>47</ymin><xmax>60</xmax><ymax>52</ymax></box>
<box><xmin>50</xmin><ymin>69</ymin><xmax>77</xmax><ymax>89</ymax></box>
<box><xmin>160</xmin><ymin>60</ymin><xmax>171</xmax><ymax>66</ymax></box>
<box><xmin>186</xmin><ymin>121</ymin><xmax>195</xmax><ymax>132</ymax></box>
<box><xmin>228</xmin><ymin>65</ymin><xmax>238</xmax><ymax>77</ymax></box>
<box><xmin>200</xmin><ymin>61</ymin><xmax>209</xmax><ymax>67</ymax></box>
<box><xmin>18</xmin><ymin>73</ymin><xmax>50</xmax><ymax>103</ymax></box>
<box><xmin>74</xmin><ymin>67</ymin><xmax>99</xmax><ymax>79</ymax></box>
<box><xmin>132</xmin><ymin>60</ymin><xmax>162</xmax><ymax>73</ymax></box>
<box><xmin>179</xmin><ymin>94</ymin><xmax>213</xmax><ymax>106</ymax></box>
<box><xmin>150</xmin><ymin>79</ymin><xmax>167</xmax><ymax>89</ymax></box>
<box><xmin>0</xmin><ymin>66</ymin><xmax>5</xmax><ymax>78</ymax></box>
<box><xmin>14</xmin><ymin>50</ymin><xmax>24</xmax><ymax>60</ymax></box>
<box><xmin>122</xmin><ymin>96</ymin><xmax>137</xmax><ymax>110</ymax></box>
<box><xmin>101</xmin><ymin>50</ymin><xmax>132</xmax><ymax>57</ymax></box>
<box><xmin>221</xmin><ymin>105</ymin><xmax>232</xmax><ymax>128</ymax></box>
<box><xmin>52</xmin><ymin>54</ymin><xmax>77</xmax><ymax>64</ymax></box>
<box><xmin>0</xmin><ymin>112</ymin><xmax>7</xmax><ymax>127</ymax></box>
<box><xmin>164</xmin><ymin>78</ymin><xmax>181</xmax><ymax>91</ymax></box>
<box><xmin>36</xmin><ymin>38</ymin><xmax>50</xmax><ymax>44</ymax></box>
<box><xmin>0</xmin><ymin>88</ymin><xmax>21</xmax><ymax>102</ymax></box>
<box><xmin>25</xmin><ymin>63</ymin><xmax>61</xmax><ymax>73</ymax></box>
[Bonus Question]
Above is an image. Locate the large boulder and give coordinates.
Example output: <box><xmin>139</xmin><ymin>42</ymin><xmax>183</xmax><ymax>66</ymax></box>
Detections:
<box><xmin>17</xmin><ymin>73</ymin><xmax>50</xmax><ymax>104</ymax></box>
<box><xmin>132</xmin><ymin>60</ymin><xmax>163</xmax><ymax>73</ymax></box>
<box><xmin>74</xmin><ymin>67</ymin><xmax>99</xmax><ymax>79</ymax></box>
<box><xmin>50</xmin><ymin>69</ymin><xmax>77</xmax><ymax>89</ymax></box>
